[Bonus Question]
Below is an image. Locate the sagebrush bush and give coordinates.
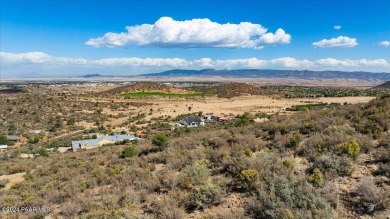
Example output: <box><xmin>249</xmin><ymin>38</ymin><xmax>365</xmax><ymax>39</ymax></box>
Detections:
<box><xmin>188</xmin><ymin>183</ymin><xmax>222</xmax><ymax>210</ymax></box>
<box><xmin>307</xmin><ymin>168</ymin><xmax>325</xmax><ymax>187</ymax></box>
<box><xmin>0</xmin><ymin>179</ymin><xmax>9</xmax><ymax>188</ymax></box>
<box><xmin>239</xmin><ymin>169</ymin><xmax>260</xmax><ymax>190</ymax></box>
<box><xmin>338</xmin><ymin>139</ymin><xmax>360</xmax><ymax>160</ymax></box>
<box><xmin>355</xmin><ymin>179</ymin><xmax>390</xmax><ymax>214</ymax></box>
<box><xmin>145</xmin><ymin>194</ymin><xmax>186</xmax><ymax>219</ymax></box>
<box><xmin>336</xmin><ymin>156</ymin><xmax>355</xmax><ymax>176</ymax></box>
<box><xmin>177</xmin><ymin>165</ymin><xmax>210</xmax><ymax>189</ymax></box>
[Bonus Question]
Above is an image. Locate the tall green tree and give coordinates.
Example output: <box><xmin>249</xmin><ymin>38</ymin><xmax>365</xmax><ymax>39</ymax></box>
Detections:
<box><xmin>152</xmin><ymin>134</ymin><xmax>169</xmax><ymax>151</ymax></box>
<box><xmin>0</xmin><ymin>134</ymin><xmax>7</xmax><ymax>145</ymax></box>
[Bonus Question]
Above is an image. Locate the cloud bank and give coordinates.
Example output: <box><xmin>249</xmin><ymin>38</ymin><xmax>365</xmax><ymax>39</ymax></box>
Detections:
<box><xmin>1</xmin><ymin>52</ymin><xmax>389</xmax><ymax>78</ymax></box>
<box><xmin>312</xmin><ymin>36</ymin><xmax>358</xmax><ymax>48</ymax></box>
<box><xmin>85</xmin><ymin>17</ymin><xmax>291</xmax><ymax>49</ymax></box>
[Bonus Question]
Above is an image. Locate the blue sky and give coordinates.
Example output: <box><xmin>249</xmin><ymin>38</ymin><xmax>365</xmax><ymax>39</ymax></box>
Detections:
<box><xmin>0</xmin><ymin>0</ymin><xmax>389</xmax><ymax>78</ymax></box>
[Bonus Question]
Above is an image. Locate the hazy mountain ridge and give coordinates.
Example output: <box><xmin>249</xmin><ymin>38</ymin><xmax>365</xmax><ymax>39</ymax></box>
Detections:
<box><xmin>141</xmin><ymin>69</ymin><xmax>390</xmax><ymax>81</ymax></box>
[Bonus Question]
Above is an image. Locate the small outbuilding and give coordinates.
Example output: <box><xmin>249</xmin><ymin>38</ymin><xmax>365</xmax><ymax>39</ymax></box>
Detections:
<box><xmin>7</xmin><ymin>135</ymin><xmax>21</xmax><ymax>142</ymax></box>
<box><xmin>0</xmin><ymin>145</ymin><xmax>8</xmax><ymax>153</ymax></box>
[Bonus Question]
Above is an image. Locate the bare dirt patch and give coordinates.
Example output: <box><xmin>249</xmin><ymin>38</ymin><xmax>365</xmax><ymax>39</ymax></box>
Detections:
<box><xmin>0</xmin><ymin>172</ymin><xmax>26</xmax><ymax>190</ymax></box>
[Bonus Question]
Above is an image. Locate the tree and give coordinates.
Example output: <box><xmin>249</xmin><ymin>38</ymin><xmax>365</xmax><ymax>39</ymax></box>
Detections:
<box><xmin>152</xmin><ymin>134</ymin><xmax>169</xmax><ymax>151</ymax></box>
<box><xmin>235</xmin><ymin>112</ymin><xmax>254</xmax><ymax>127</ymax></box>
<box><xmin>0</xmin><ymin>134</ymin><xmax>7</xmax><ymax>145</ymax></box>
<box><xmin>121</xmin><ymin>145</ymin><xmax>138</xmax><ymax>158</ymax></box>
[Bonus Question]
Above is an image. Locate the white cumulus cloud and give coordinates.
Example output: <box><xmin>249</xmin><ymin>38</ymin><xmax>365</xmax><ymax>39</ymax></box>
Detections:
<box><xmin>85</xmin><ymin>17</ymin><xmax>291</xmax><ymax>49</ymax></box>
<box><xmin>312</xmin><ymin>36</ymin><xmax>358</xmax><ymax>48</ymax></box>
<box><xmin>316</xmin><ymin>58</ymin><xmax>389</xmax><ymax>67</ymax></box>
<box><xmin>270</xmin><ymin>57</ymin><xmax>314</xmax><ymax>68</ymax></box>
<box><xmin>379</xmin><ymin>41</ymin><xmax>390</xmax><ymax>47</ymax></box>
<box><xmin>333</xmin><ymin>25</ymin><xmax>342</xmax><ymax>30</ymax></box>
<box><xmin>212</xmin><ymin>58</ymin><xmax>268</xmax><ymax>68</ymax></box>
<box><xmin>92</xmin><ymin>57</ymin><xmax>191</xmax><ymax>67</ymax></box>
<box><xmin>0</xmin><ymin>52</ymin><xmax>52</xmax><ymax>63</ymax></box>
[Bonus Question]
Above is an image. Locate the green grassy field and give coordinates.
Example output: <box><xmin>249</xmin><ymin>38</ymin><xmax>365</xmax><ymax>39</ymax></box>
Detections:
<box><xmin>119</xmin><ymin>91</ymin><xmax>214</xmax><ymax>98</ymax></box>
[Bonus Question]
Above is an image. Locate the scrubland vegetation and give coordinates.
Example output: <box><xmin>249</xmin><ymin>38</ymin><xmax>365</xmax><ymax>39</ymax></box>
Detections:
<box><xmin>262</xmin><ymin>85</ymin><xmax>387</xmax><ymax>98</ymax></box>
<box><xmin>0</xmin><ymin>93</ymin><xmax>150</xmax><ymax>139</ymax></box>
<box><xmin>1</xmin><ymin>94</ymin><xmax>389</xmax><ymax>218</ymax></box>
<box><xmin>119</xmin><ymin>92</ymin><xmax>214</xmax><ymax>98</ymax></box>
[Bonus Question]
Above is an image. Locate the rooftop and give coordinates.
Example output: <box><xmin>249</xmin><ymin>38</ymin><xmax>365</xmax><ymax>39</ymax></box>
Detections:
<box><xmin>7</xmin><ymin>135</ymin><xmax>21</xmax><ymax>141</ymax></box>
<box><xmin>72</xmin><ymin>134</ymin><xmax>137</xmax><ymax>151</ymax></box>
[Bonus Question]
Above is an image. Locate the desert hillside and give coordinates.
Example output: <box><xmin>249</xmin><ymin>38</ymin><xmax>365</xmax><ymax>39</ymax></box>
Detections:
<box><xmin>205</xmin><ymin>82</ymin><xmax>271</xmax><ymax>98</ymax></box>
<box><xmin>1</xmin><ymin>94</ymin><xmax>389</xmax><ymax>218</ymax></box>
<box><xmin>372</xmin><ymin>81</ymin><xmax>390</xmax><ymax>90</ymax></box>
<box><xmin>95</xmin><ymin>82</ymin><xmax>177</xmax><ymax>97</ymax></box>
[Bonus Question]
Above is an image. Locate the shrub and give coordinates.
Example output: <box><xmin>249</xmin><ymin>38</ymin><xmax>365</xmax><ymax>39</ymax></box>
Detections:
<box><xmin>244</xmin><ymin>148</ymin><xmax>254</xmax><ymax>157</ymax></box>
<box><xmin>108</xmin><ymin>166</ymin><xmax>121</xmax><ymax>175</ymax></box>
<box><xmin>274</xmin><ymin>177</ymin><xmax>294</xmax><ymax>205</ymax></box>
<box><xmin>239</xmin><ymin>169</ymin><xmax>260</xmax><ymax>190</ymax></box>
<box><xmin>282</xmin><ymin>156</ymin><xmax>296</xmax><ymax>170</ymax></box>
<box><xmin>355</xmin><ymin>179</ymin><xmax>390</xmax><ymax>214</ymax></box>
<box><xmin>379</xmin><ymin>93</ymin><xmax>390</xmax><ymax>99</ymax></box>
<box><xmin>28</xmin><ymin>137</ymin><xmax>39</xmax><ymax>144</ymax></box>
<box><xmin>121</xmin><ymin>145</ymin><xmax>138</xmax><ymax>158</ymax></box>
<box><xmin>36</xmin><ymin>147</ymin><xmax>49</xmax><ymax>157</ymax></box>
<box><xmin>307</xmin><ymin>168</ymin><xmax>324</xmax><ymax>187</ymax></box>
<box><xmin>0</xmin><ymin>179</ymin><xmax>9</xmax><ymax>188</ymax></box>
<box><xmin>375</xmin><ymin>163</ymin><xmax>390</xmax><ymax>177</ymax></box>
<box><xmin>378</xmin><ymin>134</ymin><xmax>390</xmax><ymax>148</ymax></box>
<box><xmin>354</xmin><ymin>133</ymin><xmax>374</xmax><ymax>153</ymax></box>
<box><xmin>206</xmin><ymin>137</ymin><xmax>225</xmax><ymax>149</ymax></box>
<box><xmin>152</xmin><ymin>134</ymin><xmax>169</xmax><ymax>151</ymax></box>
<box><xmin>287</xmin><ymin>132</ymin><xmax>302</xmax><ymax>148</ymax></box>
<box><xmin>0</xmin><ymin>134</ymin><xmax>7</xmax><ymax>145</ymax></box>
<box><xmin>146</xmin><ymin>194</ymin><xmax>186</xmax><ymax>219</ymax></box>
<box><xmin>177</xmin><ymin>165</ymin><xmax>210</xmax><ymax>189</ymax></box>
<box><xmin>336</xmin><ymin>157</ymin><xmax>355</xmax><ymax>176</ymax></box>
<box><xmin>67</xmin><ymin>118</ymin><xmax>75</xmax><ymax>125</ymax></box>
<box><xmin>188</xmin><ymin>184</ymin><xmax>222</xmax><ymax>210</ymax></box>
<box><xmin>339</xmin><ymin>140</ymin><xmax>360</xmax><ymax>160</ymax></box>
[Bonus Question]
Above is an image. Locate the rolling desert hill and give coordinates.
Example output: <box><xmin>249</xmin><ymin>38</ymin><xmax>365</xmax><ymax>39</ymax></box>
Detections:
<box><xmin>94</xmin><ymin>82</ymin><xmax>185</xmax><ymax>97</ymax></box>
<box><xmin>204</xmin><ymin>82</ymin><xmax>272</xmax><ymax>98</ymax></box>
<box><xmin>372</xmin><ymin>81</ymin><xmax>390</xmax><ymax>90</ymax></box>
<box><xmin>140</xmin><ymin>69</ymin><xmax>390</xmax><ymax>81</ymax></box>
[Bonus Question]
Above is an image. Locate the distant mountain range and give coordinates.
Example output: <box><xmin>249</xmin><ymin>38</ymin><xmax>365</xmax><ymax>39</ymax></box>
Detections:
<box><xmin>139</xmin><ymin>69</ymin><xmax>390</xmax><ymax>81</ymax></box>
